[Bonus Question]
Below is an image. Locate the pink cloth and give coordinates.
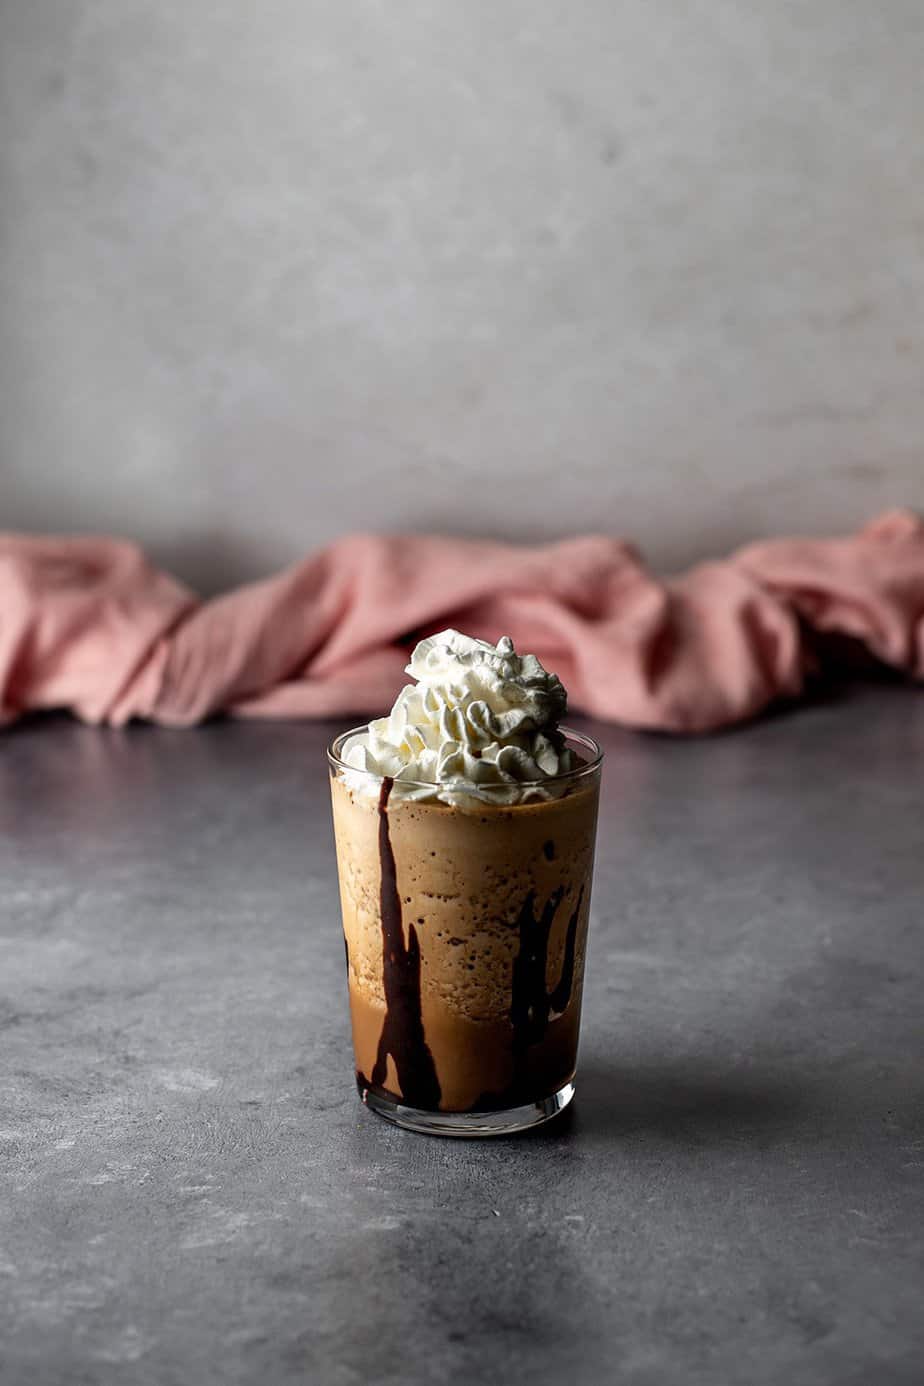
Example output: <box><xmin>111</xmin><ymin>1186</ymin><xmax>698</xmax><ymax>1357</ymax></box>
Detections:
<box><xmin>1</xmin><ymin>511</ymin><xmax>923</xmax><ymax>733</ymax></box>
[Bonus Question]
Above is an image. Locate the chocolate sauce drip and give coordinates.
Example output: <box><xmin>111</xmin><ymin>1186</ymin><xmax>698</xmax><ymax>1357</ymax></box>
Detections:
<box><xmin>510</xmin><ymin>887</ymin><xmax>565</xmax><ymax>1055</ymax></box>
<box><xmin>549</xmin><ymin>885</ymin><xmax>584</xmax><ymax>1014</ymax></box>
<box><xmin>343</xmin><ymin>935</ymin><xmax>350</xmax><ymax>975</ymax></box>
<box><xmin>469</xmin><ymin>884</ymin><xmax>585</xmax><ymax>1111</ymax></box>
<box><xmin>369</xmin><ymin>777</ymin><xmax>441</xmax><ymax>1109</ymax></box>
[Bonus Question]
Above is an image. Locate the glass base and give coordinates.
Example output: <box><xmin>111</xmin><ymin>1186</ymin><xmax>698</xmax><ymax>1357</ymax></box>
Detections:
<box><xmin>357</xmin><ymin>1078</ymin><xmax>575</xmax><ymax>1137</ymax></box>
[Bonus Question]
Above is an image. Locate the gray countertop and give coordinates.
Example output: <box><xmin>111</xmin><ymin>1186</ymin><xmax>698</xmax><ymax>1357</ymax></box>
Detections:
<box><xmin>2</xmin><ymin>687</ymin><xmax>922</xmax><ymax>1386</ymax></box>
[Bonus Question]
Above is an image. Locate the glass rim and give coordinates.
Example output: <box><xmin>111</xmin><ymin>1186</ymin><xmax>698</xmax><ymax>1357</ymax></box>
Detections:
<box><xmin>327</xmin><ymin>723</ymin><xmax>603</xmax><ymax>791</ymax></box>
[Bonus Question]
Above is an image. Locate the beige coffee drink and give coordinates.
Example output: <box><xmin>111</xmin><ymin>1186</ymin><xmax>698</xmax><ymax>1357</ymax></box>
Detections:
<box><xmin>328</xmin><ymin>630</ymin><xmax>602</xmax><ymax>1135</ymax></box>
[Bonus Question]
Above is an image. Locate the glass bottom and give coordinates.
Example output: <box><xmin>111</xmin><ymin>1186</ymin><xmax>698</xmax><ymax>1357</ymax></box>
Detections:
<box><xmin>357</xmin><ymin>1077</ymin><xmax>575</xmax><ymax>1137</ymax></box>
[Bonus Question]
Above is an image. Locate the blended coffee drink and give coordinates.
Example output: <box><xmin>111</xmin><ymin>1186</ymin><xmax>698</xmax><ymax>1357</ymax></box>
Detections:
<box><xmin>328</xmin><ymin>630</ymin><xmax>601</xmax><ymax>1135</ymax></box>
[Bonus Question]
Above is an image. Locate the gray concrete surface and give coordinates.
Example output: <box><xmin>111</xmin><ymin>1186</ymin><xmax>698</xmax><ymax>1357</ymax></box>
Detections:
<box><xmin>3</xmin><ymin>1</ymin><xmax>924</xmax><ymax>587</ymax></box>
<box><xmin>1</xmin><ymin>686</ymin><xmax>923</xmax><ymax>1385</ymax></box>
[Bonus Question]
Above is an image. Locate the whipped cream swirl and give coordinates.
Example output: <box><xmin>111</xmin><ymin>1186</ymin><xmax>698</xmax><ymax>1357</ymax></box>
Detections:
<box><xmin>340</xmin><ymin>630</ymin><xmax>575</xmax><ymax>805</ymax></box>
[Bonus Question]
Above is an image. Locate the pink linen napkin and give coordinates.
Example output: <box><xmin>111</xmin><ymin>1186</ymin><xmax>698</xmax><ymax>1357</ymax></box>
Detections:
<box><xmin>1</xmin><ymin>511</ymin><xmax>922</xmax><ymax>733</ymax></box>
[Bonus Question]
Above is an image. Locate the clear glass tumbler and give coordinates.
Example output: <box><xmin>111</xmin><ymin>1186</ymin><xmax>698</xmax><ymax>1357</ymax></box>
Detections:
<box><xmin>328</xmin><ymin>727</ymin><xmax>602</xmax><ymax>1136</ymax></box>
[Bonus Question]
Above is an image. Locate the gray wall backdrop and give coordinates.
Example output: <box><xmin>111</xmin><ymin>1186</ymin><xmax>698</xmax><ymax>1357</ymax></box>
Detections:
<box><xmin>2</xmin><ymin>0</ymin><xmax>922</xmax><ymax>591</ymax></box>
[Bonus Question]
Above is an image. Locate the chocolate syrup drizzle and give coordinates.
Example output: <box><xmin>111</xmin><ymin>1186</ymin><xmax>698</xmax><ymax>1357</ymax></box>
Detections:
<box><xmin>358</xmin><ymin>776</ymin><xmax>441</xmax><ymax>1109</ymax></box>
<box><xmin>510</xmin><ymin>883</ymin><xmax>585</xmax><ymax>1056</ymax></box>
<box><xmin>548</xmin><ymin>884</ymin><xmax>583</xmax><ymax>1015</ymax></box>
<box><xmin>472</xmin><ymin>882</ymin><xmax>585</xmax><ymax>1111</ymax></box>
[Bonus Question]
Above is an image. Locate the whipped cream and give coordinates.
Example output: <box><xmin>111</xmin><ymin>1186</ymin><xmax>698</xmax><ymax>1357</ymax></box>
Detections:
<box><xmin>340</xmin><ymin>630</ymin><xmax>575</xmax><ymax>805</ymax></box>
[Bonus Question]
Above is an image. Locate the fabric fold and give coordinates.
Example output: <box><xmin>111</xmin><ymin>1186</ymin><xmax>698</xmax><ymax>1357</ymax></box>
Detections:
<box><xmin>1</xmin><ymin>510</ymin><xmax>922</xmax><ymax>733</ymax></box>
